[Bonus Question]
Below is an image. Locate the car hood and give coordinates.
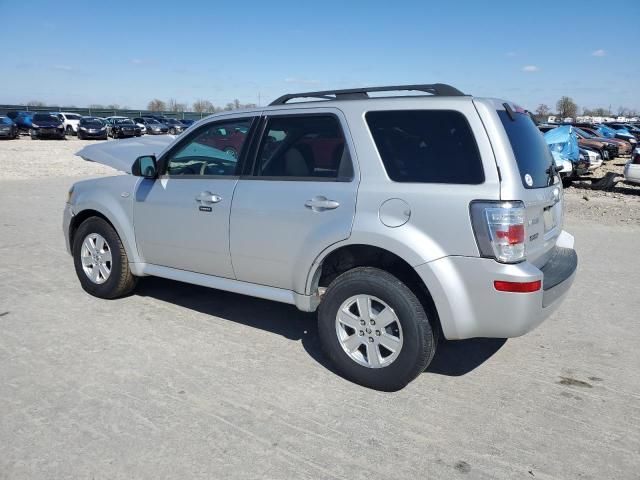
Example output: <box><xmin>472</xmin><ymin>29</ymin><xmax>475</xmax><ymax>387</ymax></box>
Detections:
<box><xmin>76</xmin><ymin>135</ymin><xmax>174</xmax><ymax>173</ymax></box>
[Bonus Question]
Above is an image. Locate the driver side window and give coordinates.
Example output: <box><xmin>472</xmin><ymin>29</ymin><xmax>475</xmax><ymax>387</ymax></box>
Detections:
<box><xmin>166</xmin><ymin>118</ymin><xmax>252</xmax><ymax>177</ymax></box>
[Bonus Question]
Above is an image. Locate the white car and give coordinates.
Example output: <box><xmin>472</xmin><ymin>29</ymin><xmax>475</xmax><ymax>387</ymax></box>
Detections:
<box><xmin>624</xmin><ymin>148</ymin><xmax>640</xmax><ymax>185</ymax></box>
<box><xmin>582</xmin><ymin>148</ymin><xmax>603</xmax><ymax>171</ymax></box>
<box><xmin>53</xmin><ymin>112</ymin><xmax>82</xmax><ymax>136</ymax></box>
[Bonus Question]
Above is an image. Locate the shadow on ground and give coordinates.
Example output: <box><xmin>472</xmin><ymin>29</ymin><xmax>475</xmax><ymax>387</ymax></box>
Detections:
<box><xmin>136</xmin><ymin>277</ymin><xmax>505</xmax><ymax>378</ymax></box>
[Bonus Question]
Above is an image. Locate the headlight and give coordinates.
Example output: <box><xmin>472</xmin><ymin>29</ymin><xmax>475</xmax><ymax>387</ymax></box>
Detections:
<box><xmin>629</xmin><ymin>138</ymin><xmax>637</xmax><ymax>143</ymax></box>
<box><xmin>100</xmin><ymin>126</ymin><xmax>106</xmax><ymax>131</ymax></box>
<box><xmin>31</xmin><ymin>123</ymin><xmax>39</xmax><ymax>128</ymax></box>
<box><xmin>80</xmin><ymin>126</ymin><xmax>87</xmax><ymax>130</ymax></box>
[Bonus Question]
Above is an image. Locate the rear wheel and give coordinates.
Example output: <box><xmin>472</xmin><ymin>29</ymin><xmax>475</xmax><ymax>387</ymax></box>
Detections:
<box><xmin>224</xmin><ymin>147</ymin><xmax>238</xmax><ymax>159</ymax></box>
<box><xmin>72</xmin><ymin>217</ymin><xmax>137</xmax><ymax>299</ymax></box>
<box><xmin>66</xmin><ymin>125</ymin><xmax>74</xmax><ymax>136</ymax></box>
<box><xmin>318</xmin><ymin>267</ymin><xmax>436</xmax><ymax>391</ymax></box>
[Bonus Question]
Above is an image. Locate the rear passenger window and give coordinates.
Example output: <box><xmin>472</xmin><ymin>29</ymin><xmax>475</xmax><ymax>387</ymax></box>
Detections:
<box><xmin>254</xmin><ymin>115</ymin><xmax>353</xmax><ymax>180</ymax></box>
<box><xmin>366</xmin><ymin>110</ymin><xmax>484</xmax><ymax>184</ymax></box>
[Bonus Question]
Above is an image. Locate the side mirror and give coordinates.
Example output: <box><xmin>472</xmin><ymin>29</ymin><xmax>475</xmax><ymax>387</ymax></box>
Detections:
<box><xmin>132</xmin><ymin>155</ymin><xmax>158</xmax><ymax>179</ymax></box>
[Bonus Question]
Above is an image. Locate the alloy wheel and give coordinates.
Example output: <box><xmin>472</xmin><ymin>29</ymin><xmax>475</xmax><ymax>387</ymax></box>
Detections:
<box><xmin>80</xmin><ymin>233</ymin><xmax>112</xmax><ymax>284</ymax></box>
<box><xmin>335</xmin><ymin>295</ymin><xmax>403</xmax><ymax>368</ymax></box>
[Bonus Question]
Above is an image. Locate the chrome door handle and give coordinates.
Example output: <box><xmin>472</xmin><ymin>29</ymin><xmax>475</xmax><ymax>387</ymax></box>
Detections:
<box><xmin>196</xmin><ymin>192</ymin><xmax>222</xmax><ymax>204</ymax></box>
<box><xmin>305</xmin><ymin>196</ymin><xmax>340</xmax><ymax>212</ymax></box>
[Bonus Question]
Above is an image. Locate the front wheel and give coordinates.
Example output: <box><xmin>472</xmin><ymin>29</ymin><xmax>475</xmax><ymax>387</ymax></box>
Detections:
<box><xmin>72</xmin><ymin>217</ymin><xmax>137</xmax><ymax>299</ymax></box>
<box><xmin>318</xmin><ymin>267</ymin><xmax>436</xmax><ymax>391</ymax></box>
<box><xmin>66</xmin><ymin>125</ymin><xmax>74</xmax><ymax>136</ymax></box>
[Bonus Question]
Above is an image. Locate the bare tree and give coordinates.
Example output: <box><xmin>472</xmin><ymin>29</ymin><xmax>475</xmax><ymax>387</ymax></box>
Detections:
<box><xmin>147</xmin><ymin>99</ymin><xmax>166</xmax><ymax>112</ymax></box>
<box><xmin>556</xmin><ymin>96</ymin><xmax>578</xmax><ymax>120</ymax></box>
<box><xmin>534</xmin><ymin>104</ymin><xmax>551</xmax><ymax>122</ymax></box>
<box><xmin>88</xmin><ymin>104</ymin><xmax>105</xmax><ymax>109</ymax></box>
<box><xmin>192</xmin><ymin>99</ymin><xmax>214</xmax><ymax>113</ymax></box>
<box><xmin>167</xmin><ymin>98</ymin><xmax>187</xmax><ymax>113</ymax></box>
<box><xmin>26</xmin><ymin>100</ymin><xmax>46</xmax><ymax>107</ymax></box>
<box><xmin>106</xmin><ymin>104</ymin><xmax>120</xmax><ymax>110</ymax></box>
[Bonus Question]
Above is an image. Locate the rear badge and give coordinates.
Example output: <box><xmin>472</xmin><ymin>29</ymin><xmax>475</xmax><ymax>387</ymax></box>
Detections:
<box><xmin>524</xmin><ymin>174</ymin><xmax>533</xmax><ymax>187</ymax></box>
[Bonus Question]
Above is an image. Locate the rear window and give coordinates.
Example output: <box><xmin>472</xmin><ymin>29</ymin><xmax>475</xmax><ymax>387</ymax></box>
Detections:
<box><xmin>498</xmin><ymin>110</ymin><xmax>554</xmax><ymax>189</ymax></box>
<box><xmin>366</xmin><ymin>110</ymin><xmax>484</xmax><ymax>184</ymax></box>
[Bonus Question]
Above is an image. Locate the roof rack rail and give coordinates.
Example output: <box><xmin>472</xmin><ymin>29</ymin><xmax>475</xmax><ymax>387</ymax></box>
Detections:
<box><xmin>269</xmin><ymin>83</ymin><xmax>465</xmax><ymax>106</ymax></box>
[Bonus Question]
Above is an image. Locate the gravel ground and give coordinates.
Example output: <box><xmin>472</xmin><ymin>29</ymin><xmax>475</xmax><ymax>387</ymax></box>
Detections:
<box><xmin>1</xmin><ymin>137</ymin><xmax>639</xmax><ymax>479</ymax></box>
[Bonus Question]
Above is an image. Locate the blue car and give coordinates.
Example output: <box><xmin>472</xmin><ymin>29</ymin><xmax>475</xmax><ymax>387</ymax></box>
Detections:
<box><xmin>0</xmin><ymin>116</ymin><xmax>19</xmax><ymax>139</ymax></box>
<box><xmin>6</xmin><ymin>111</ymin><xmax>34</xmax><ymax>134</ymax></box>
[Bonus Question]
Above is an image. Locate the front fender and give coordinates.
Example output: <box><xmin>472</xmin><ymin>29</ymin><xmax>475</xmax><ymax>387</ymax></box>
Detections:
<box><xmin>70</xmin><ymin>176</ymin><xmax>141</xmax><ymax>264</ymax></box>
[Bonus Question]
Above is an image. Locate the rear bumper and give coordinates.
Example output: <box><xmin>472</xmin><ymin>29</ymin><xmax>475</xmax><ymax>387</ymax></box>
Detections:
<box><xmin>416</xmin><ymin>231</ymin><xmax>577</xmax><ymax>340</ymax></box>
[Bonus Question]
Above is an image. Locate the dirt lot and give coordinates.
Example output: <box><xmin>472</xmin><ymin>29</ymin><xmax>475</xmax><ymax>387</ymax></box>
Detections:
<box><xmin>1</xmin><ymin>137</ymin><xmax>639</xmax><ymax>479</ymax></box>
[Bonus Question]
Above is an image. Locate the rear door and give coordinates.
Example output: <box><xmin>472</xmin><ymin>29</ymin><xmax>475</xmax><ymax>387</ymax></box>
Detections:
<box><xmin>229</xmin><ymin>109</ymin><xmax>358</xmax><ymax>291</ymax></box>
<box><xmin>490</xmin><ymin>104</ymin><xmax>562</xmax><ymax>267</ymax></box>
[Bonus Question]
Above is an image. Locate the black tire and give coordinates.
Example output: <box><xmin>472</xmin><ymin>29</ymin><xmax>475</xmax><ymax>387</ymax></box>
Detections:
<box><xmin>169</xmin><ymin>127</ymin><xmax>176</xmax><ymax>135</ymax></box>
<box><xmin>317</xmin><ymin>267</ymin><xmax>436</xmax><ymax>391</ymax></box>
<box><xmin>30</xmin><ymin>131</ymin><xmax>37</xmax><ymax>140</ymax></box>
<box><xmin>66</xmin><ymin>125</ymin><xmax>74</xmax><ymax>136</ymax></box>
<box><xmin>72</xmin><ymin>217</ymin><xmax>137</xmax><ymax>299</ymax></box>
<box><xmin>77</xmin><ymin>131</ymin><xmax>84</xmax><ymax>140</ymax></box>
<box><xmin>562</xmin><ymin>177</ymin><xmax>573</xmax><ymax>188</ymax></box>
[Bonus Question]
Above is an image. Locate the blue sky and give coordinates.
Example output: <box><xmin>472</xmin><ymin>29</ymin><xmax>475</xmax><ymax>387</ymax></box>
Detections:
<box><xmin>1</xmin><ymin>0</ymin><xmax>639</xmax><ymax>112</ymax></box>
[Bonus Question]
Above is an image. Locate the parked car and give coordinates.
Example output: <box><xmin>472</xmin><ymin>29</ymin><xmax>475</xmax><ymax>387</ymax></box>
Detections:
<box><xmin>574</xmin><ymin>125</ymin><xmax>632</xmax><ymax>156</ymax></box>
<box><xmin>571</xmin><ymin>126</ymin><xmax>618</xmax><ymax>160</ymax></box>
<box><xmin>196</xmin><ymin>123</ymin><xmax>248</xmax><ymax>158</ymax></box>
<box><xmin>0</xmin><ymin>116</ymin><xmax>20</xmax><ymax>139</ymax></box>
<box><xmin>179</xmin><ymin>119</ymin><xmax>196</xmax><ymax>128</ymax></box>
<box><xmin>64</xmin><ymin>84</ymin><xmax>577</xmax><ymax>391</ymax></box>
<box><xmin>30</xmin><ymin>113</ymin><xmax>65</xmax><ymax>139</ymax></box>
<box><xmin>109</xmin><ymin>118</ymin><xmax>141</xmax><ymax>138</ymax></box>
<box><xmin>581</xmin><ymin>148</ymin><xmax>602</xmax><ymax>171</ymax></box>
<box><xmin>6</xmin><ymin>111</ymin><xmax>33</xmax><ymax>134</ymax></box>
<box><xmin>595</xmin><ymin>124</ymin><xmax>637</xmax><ymax>149</ymax></box>
<box><xmin>163</xmin><ymin>118</ymin><xmax>187</xmax><ymax>135</ymax></box>
<box><xmin>133</xmin><ymin>117</ymin><xmax>169</xmax><ymax>135</ymax></box>
<box><xmin>77</xmin><ymin>117</ymin><xmax>108</xmax><ymax>140</ymax></box>
<box><xmin>52</xmin><ymin>112</ymin><xmax>82</xmax><ymax>136</ymax></box>
<box><xmin>623</xmin><ymin>148</ymin><xmax>640</xmax><ymax>185</ymax></box>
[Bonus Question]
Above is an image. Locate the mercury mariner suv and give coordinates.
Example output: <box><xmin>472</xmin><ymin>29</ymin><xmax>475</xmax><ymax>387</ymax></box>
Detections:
<box><xmin>63</xmin><ymin>84</ymin><xmax>578</xmax><ymax>391</ymax></box>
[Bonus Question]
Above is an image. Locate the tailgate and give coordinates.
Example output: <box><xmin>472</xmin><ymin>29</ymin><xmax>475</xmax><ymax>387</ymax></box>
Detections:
<box><xmin>492</xmin><ymin>104</ymin><xmax>562</xmax><ymax>268</ymax></box>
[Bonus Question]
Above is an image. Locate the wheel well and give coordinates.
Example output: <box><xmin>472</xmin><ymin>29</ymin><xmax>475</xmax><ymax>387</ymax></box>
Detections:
<box><xmin>316</xmin><ymin>245</ymin><xmax>441</xmax><ymax>334</ymax></box>
<box><xmin>69</xmin><ymin>210</ymin><xmax>112</xmax><ymax>247</ymax></box>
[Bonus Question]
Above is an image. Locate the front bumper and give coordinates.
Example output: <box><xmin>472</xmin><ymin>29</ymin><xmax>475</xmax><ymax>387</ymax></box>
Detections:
<box><xmin>416</xmin><ymin>231</ymin><xmax>577</xmax><ymax>339</ymax></box>
<box><xmin>33</xmin><ymin>128</ymin><xmax>65</xmax><ymax>138</ymax></box>
<box><xmin>80</xmin><ymin>129</ymin><xmax>108</xmax><ymax>137</ymax></box>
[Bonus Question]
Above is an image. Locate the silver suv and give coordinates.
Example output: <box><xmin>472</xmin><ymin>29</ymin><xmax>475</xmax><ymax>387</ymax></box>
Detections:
<box><xmin>63</xmin><ymin>84</ymin><xmax>577</xmax><ymax>391</ymax></box>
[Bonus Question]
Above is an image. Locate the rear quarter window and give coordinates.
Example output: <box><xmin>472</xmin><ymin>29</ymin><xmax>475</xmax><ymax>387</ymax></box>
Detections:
<box><xmin>366</xmin><ymin>110</ymin><xmax>484</xmax><ymax>184</ymax></box>
<box><xmin>498</xmin><ymin>110</ymin><xmax>554</xmax><ymax>189</ymax></box>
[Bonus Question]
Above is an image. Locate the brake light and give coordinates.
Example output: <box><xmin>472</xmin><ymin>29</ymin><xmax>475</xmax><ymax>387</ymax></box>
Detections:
<box><xmin>470</xmin><ymin>201</ymin><xmax>526</xmax><ymax>263</ymax></box>
<box><xmin>494</xmin><ymin>280</ymin><xmax>541</xmax><ymax>293</ymax></box>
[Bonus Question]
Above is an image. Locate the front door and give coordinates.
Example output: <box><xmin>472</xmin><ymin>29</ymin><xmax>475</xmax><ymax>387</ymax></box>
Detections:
<box><xmin>133</xmin><ymin>116</ymin><xmax>255</xmax><ymax>278</ymax></box>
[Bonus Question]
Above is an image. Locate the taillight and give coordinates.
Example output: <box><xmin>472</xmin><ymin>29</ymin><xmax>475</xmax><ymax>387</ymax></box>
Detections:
<box><xmin>470</xmin><ymin>201</ymin><xmax>526</xmax><ymax>263</ymax></box>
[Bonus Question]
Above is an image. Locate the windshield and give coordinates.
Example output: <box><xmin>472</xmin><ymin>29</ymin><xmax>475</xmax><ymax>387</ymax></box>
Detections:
<box><xmin>498</xmin><ymin>110</ymin><xmax>554</xmax><ymax>189</ymax></box>
<box><xmin>574</xmin><ymin>127</ymin><xmax>594</xmax><ymax>139</ymax></box>
<box><xmin>146</xmin><ymin>119</ymin><xmax>161</xmax><ymax>125</ymax></box>
<box><xmin>0</xmin><ymin>116</ymin><xmax>12</xmax><ymax>125</ymax></box>
<box><xmin>80</xmin><ymin>117</ymin><xmax>105</xmax><ymax>126</ymax></box>
<box><xmin>115</xmin><ymin>119</ymin><xmax>134</xmax><ymax>125</ymax></box>
<box><xmin>33</xmin><ymin>114</ymin><xmax>59</xmax><ymax>122</ymax></box>
<box><xmin>65</xmin><ymin>113</ymin><xmax>82</xmax><ymax>120</ymax></box>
